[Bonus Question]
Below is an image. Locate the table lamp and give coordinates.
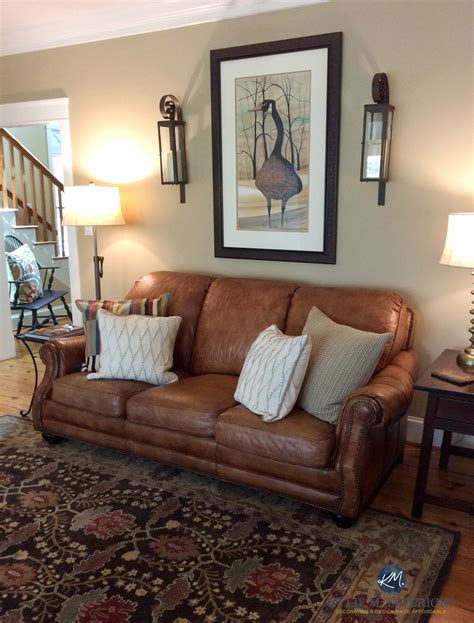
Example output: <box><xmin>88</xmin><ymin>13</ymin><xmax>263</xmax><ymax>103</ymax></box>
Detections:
<box><xmin>62</xmin><ymin>183</ymin><xmax>125</xmax><ymax>299</ymax></box>
<box><xmin>439</xmin><ymin>212</ymin><xmax>474</xmax><ymax>370</ymax></box>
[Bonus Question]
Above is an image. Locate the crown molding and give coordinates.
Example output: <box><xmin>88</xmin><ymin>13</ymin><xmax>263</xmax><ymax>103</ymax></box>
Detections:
<box><xmin>0</xmin><ymin>0</ymin><xmax>331</xmax><ymax>57</ymax></box>
<box><xmin>0</xmin><ymin>98</ymin><xmax>69</xmax><ymax>125</ymax></box>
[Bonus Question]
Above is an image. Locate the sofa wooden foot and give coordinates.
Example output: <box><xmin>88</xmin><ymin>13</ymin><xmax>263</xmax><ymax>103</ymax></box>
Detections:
<box><xmin>333</xmin><ymin>514</ymin><xmax>357</xmax><ymax>529</ymax></box>
<box><xmin>42</xmin><ymin>432</ymin><xmax>64</xmax><ymax>445</ymax></box>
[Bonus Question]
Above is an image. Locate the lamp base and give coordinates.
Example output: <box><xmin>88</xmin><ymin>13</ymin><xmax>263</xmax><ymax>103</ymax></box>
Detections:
<box><xmin>457</xmin><ymin>347</ymin><xmax>474</xmax><ymax>372</ymax></box>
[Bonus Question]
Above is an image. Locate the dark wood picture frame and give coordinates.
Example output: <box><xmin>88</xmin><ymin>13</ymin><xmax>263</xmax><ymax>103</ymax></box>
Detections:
<box><xmin>210</xmin><ymin>32</ymin><xmax>342</xmax><ymax>264</ymax></box>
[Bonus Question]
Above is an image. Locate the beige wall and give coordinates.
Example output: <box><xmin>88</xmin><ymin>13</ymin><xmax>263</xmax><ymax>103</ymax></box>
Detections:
<box><xmin>1</xmin><ymin>0</ymin><xmax>472</xmax><ymax>418</ymax></box>
<box><xmin>7</xmin><ymin>125</ymin><xmax>49</xmax><ymax>168</ymax></box>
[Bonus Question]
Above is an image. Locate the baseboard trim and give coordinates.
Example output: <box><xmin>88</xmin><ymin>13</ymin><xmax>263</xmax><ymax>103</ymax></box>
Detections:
<box><xmin>407</xmin><ymin>415</ymin><xmax>474</xmax><ymax>450</ymax></box>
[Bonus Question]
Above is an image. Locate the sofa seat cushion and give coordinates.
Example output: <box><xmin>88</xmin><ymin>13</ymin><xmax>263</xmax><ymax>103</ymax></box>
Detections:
<box><xmin>216</xmin><ymin>405</ymin><xmax>335</xmax><ymax>469</ymax></box>
<box><xmin>126</xmin><ymin>374</ymin><xmax>238</xmax><ymax>437</ymax></box>
<box><xmin>51</xmin><ymin>372</ymin><xmax>156</xmax><ymax>417</ymax></box>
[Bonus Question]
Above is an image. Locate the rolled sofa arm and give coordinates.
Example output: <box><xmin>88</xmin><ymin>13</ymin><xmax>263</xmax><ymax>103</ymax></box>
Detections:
<box><xmin>338</xmin><ymin>349</ymin><xmax>418</xmax><ymax>432</ymax></box>
<box><xmin>32</xmin><ymin>336</ymin><xmax>86</xmax><ymax>430</ymax></box>
<box><xmin>333</xmin><ymin>348</ymin><xmax>418</xmax><ymax>518</ymax></box>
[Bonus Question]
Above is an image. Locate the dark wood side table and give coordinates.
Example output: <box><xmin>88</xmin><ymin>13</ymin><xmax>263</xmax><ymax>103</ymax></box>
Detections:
<box><xmin>411</xmin><ymin>349</ymin><xmax>474</xmax><ymax>518</ymax></box>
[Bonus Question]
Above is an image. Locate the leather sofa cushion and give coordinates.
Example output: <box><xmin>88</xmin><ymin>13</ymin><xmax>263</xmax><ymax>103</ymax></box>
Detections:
<box><xmin>285</xmin><ymin>286</ymin><xmax>411</xmax><ymax>370</ymax></box>
<box><xmin>216</xmin><ymin>405</ymin><xmax>335</xmax><ymax>469</ymax></box>
<box><xmin>126</xmin><ymin>271</ymin><xmax>213</xmax><ymax>372</ymax></box>
<box><xmin>51</xmin><ymin>372</ymin><xmax>153</xmax><ymax>417</ymax></box>
<box><xmin>126</xmin><ymin>374</ymin><xmax>238</xmax><ymax>437</ymax></box>
<box><xmin>192</xmin><ymin>277</ymin><xmax>296</xmax><ymax>375</ymax></box>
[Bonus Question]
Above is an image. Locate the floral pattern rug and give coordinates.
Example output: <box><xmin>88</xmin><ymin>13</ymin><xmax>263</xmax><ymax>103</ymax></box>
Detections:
<box><xmin>0</xmin><ymin>417</ymin><xmax>458</xmax><ymax>623</ymax></box>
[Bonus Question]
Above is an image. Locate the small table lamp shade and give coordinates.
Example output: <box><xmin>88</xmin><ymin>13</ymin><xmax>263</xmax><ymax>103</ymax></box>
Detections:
<box><xmin>439</xmin><ymin>212</ymin><xmax>474</xmax><ymax>370</ymax></box>
<box><xmin>62</xmin><ymin>184</ymin><xmax>124</xmax><ymax>226</ymax></box>
<box><xmin>439</xmin><ymin>212</ymin><xmax>474</xmax><ymax>268</ymax></box>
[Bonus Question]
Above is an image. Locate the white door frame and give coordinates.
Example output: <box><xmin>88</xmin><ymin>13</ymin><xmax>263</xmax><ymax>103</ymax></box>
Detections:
<box><xmin>0</xmin><ymin>97</ymin><xmax>82</xmax><ymax>326</ymax></box>
<box><xmin>0</xmin><ymin>215</ymin><xmax>15</xmax><ymax>360</ymax></box>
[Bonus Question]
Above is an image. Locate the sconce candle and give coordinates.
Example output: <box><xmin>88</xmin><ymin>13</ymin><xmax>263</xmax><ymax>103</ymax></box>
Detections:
<box><xmin>157</xmin><ymin>95</ymin><xmax>188</xmax><ymax>203</ymax></box>
<box><xmin>360</xmin><ymin>73</ymin><xmax>394</xmax><ymax>206</ymax></box>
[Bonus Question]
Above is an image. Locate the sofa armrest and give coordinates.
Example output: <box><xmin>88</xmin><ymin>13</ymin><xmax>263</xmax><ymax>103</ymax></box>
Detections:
<box><xmin>32</xmin><ymin>336</ymin><xmax>86</xmax><ymax>430</ymax></box>
<box><xmin>336</xmin><ymin>349</ymin><xmax>418</xmax><ymax>434</ymax></box>
<box><xmin>42</xmin><ymin>336</ymin><xmax>87</xmax><ymax>378</ymax></box>
<box><xmin>332</xmin><ymin>349</ymin><xmax>417</xmax><ymax>518</ymax></box>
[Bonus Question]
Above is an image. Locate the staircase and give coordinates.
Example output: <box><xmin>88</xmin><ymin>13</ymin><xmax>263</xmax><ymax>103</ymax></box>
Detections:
<box><xmin>0</xmin><ymin>127</ymin><xmax>70</xmax><ymax>293</ymax></box>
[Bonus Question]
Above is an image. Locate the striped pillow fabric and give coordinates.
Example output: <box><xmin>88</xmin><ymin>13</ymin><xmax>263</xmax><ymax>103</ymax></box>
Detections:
<box><xmin>76</xmin><ymin>294</ymin><xmax>170</xmax><ymax>372</ymax></box>
<box><xmin>297</xmin><ymin>307</ymin><xmax>393</xmax><ymax>425</ymax></box>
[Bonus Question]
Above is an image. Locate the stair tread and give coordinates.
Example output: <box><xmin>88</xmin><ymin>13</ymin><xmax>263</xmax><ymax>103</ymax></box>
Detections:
<box><xmin>0</xmin><ymin>208</ymin><xmax>19</xmax><ymax>213</ymax></box>
<box><xmin>12</xmin><ymin>224</ymin><xmax>39</xmax><ymax>229</ymax></box>
<box><xmin>52</xmin><ymin>256</ymin><xmax>69</xmax><ymax>260</ymax></box>
<box><xmin>33</xmin><ymin>240</ymin><xmax>57</xmax><ymax>246</ymax></box>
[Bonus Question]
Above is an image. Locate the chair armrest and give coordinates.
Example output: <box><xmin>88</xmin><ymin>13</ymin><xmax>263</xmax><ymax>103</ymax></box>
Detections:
<box><xmin>38</xmin><ymin>266</ymin><xmax>56</xmax><ymax>290</ymax></box>
<box><xmin>32</xmin><ymin>336</ymin><xmax>86</xmax><ymax>430</ymax></box>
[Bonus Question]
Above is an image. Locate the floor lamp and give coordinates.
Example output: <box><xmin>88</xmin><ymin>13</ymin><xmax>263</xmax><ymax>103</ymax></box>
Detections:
<box><xmin>63</xmin><ymin>183</ymin><xmax>124</xmax><ymax>299</ymax></box>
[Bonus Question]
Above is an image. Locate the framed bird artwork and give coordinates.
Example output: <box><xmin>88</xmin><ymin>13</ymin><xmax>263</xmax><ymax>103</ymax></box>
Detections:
<box><xmin>211</xmin><ymin>32</ymin><xmax>342</xmax><ymax>264</ymax></box>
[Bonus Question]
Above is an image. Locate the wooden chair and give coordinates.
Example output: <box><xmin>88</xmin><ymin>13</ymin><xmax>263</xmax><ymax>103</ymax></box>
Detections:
<box><xmin>4</xmin><ymin>235</ymin><xmax>72</xmax><ymax>334</ymax></box>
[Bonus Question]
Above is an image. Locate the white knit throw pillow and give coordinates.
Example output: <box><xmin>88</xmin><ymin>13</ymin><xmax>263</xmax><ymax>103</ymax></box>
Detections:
<box><xmin>234</xmin><ymin>325</ymin><xmax>311</xmax><ymax>422</ymax></box>
<box><xmin>87</xmin><ymin>309</ymin><xmax>182</xmax><ymax>385</ymax></box>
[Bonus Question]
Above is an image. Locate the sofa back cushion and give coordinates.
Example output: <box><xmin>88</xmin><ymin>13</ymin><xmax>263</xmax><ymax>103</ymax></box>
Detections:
<box><xmin>126</xmin><ymin>271</ymin><xmax>213</xmax><ymax>372</ymax></box>
<box><xmin>192</xmin><ymin>277</ymin><xmax>297</xmax><ymax>375</ymax></box>
<box><xmin>285</xmin><ymin>286</ymin><xmax>414</xmax><ymax>371</ymax></box>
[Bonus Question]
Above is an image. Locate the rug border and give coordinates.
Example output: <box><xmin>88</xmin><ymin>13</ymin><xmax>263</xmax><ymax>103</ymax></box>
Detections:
<box><xmin>420</xmin><ymin>527</ymin><xmax>460</xmax><ymax>623</ymax></box>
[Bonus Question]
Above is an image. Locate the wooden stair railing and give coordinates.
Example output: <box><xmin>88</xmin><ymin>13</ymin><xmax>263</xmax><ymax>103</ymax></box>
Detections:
<box><xmin>0</xmin><ymin>188</ymin><xmax>54</xmax><ymax>234</ymax></box>
<box><xmin>0</xmin><ymin>128</ymin><xmax>65</xmax><ymax>256</ymax></box>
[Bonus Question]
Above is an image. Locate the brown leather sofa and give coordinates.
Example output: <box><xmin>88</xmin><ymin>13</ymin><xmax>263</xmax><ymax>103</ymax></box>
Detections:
<box><xmin>33</xmin><ymin>271</ymin><xmax>416</xmax><ymax>527</ymax></box>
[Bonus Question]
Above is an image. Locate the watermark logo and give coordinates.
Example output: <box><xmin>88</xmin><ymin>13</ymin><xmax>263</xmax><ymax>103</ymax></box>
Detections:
<box><xmin>377</xmin><ymin>564</ymin><xmax>406</xmax><ymax>594</ymax></box>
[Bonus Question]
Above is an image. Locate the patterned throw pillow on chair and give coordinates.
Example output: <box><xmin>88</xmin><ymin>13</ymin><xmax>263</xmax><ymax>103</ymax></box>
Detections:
<box><xmin>76</xmin><ymin>294</ymin><xmax>171</xmax><ymax>372</ymax></box>
<box><xmin>6</xmin><ymin>244</ymin><xmax>43</xmax><ymax>304</ymax></box>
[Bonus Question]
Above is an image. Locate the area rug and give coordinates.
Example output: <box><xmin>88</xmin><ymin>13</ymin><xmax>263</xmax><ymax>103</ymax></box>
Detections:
<box><xmin>0</xmin><ymin>417</ymin><xmax>458</xmax><ymax>623</ymax></box>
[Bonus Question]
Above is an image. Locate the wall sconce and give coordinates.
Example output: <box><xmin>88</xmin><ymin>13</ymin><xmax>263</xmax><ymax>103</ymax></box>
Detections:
<box><xmin>157</xmin><ymin>94</ymin><xmax>188</xmax><ymax>203</ymax></box>
<box><xmin>360</xmin><ymin>73</ymin><xmax>394</xmax><ymax>206</ymax></box>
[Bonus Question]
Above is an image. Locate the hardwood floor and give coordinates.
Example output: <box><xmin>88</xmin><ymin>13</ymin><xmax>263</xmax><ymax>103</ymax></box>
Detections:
<box><xmin>0</xmin><ymin>339</ymin><xmax>43</xmax><ymax>415</ymax></box>
<box><xmin>0</xmin><ymin>344</ymin><xmax>472</xmax><ymax>620</ymax></box>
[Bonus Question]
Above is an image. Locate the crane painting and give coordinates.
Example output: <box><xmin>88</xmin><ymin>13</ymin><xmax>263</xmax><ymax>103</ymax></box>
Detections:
<box><xmin>235</xmin><ymin>70</ymin><xmax>310</xmax><ymax>232</ymax></box>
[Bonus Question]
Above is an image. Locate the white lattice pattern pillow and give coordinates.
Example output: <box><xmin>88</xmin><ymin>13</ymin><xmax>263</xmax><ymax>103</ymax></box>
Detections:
<box><xmin>87</xmin><ymin>309</ymin><xmax>181</xmax><ymax>385</ymax></box>
<box><xmin>234</xmin><ymin>324</ymin><xmax>311</xmax><ymax>422</ymax></box>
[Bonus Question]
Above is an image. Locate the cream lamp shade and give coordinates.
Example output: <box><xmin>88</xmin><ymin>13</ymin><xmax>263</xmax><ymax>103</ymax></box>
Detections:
<box><xmin>62</xmin><ymin>183</ymin><xmax>124</xmax><ymax>299</ymax></box>
<box><xmin>439</xmin><ymin>212</ymin><xmax>474</xmax><ymax>370</ymax></box>
<box><xmin>62</xmin><ymin>184</ymin><xmax>125</xmax><ymax>226</ymax></box>
<box><xmin>439</xmin><ymin>212</ymin><xmax>474</xmax><ymax>268</ymax></box>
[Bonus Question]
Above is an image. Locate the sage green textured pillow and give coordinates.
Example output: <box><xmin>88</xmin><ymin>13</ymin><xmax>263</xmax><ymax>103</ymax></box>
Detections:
<box><xmin>297</xmin><ymin>307</ymin><xmax>392</xmax><ymax>425</ymax></box>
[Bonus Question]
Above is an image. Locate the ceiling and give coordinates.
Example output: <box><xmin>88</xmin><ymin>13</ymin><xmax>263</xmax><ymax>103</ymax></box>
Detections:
<box><xmin>0</xmin><ymin>0</ymin><xmax>330</xmax><ymax>57</ymax></box>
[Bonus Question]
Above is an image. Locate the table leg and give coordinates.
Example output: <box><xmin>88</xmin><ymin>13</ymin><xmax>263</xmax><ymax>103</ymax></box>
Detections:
<box><xmin>439</xmin><ymin>430</ymin><xmax>452</xmax><ymax>470</ymax></box>
<box><xmin>18</xmin><ymin>339</ymin><xmax>38</xmax><ymax>418</ymax></box>
<box><xmin>411</xmin><ymin>394</ymin><xmax>438</xmax><ymax>519</ymax></box>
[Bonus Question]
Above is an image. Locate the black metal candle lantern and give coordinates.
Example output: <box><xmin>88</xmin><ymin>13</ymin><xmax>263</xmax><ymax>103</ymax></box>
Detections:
<box><xmin>157</xmin><ymin>94</ymin><xmax>188</xmax><ymax>203</ymax></box>
<box><xmin>360</xmin><ymin>73</ymin><xmax>394</xmax><ymax>206</ymax></box>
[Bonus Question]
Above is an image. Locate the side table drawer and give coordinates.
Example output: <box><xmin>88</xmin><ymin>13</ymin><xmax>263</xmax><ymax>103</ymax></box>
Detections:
<box><xmin>437</xmin><ymin>397</ymin><xmax>474</xmax><ymax>424</ymax></box>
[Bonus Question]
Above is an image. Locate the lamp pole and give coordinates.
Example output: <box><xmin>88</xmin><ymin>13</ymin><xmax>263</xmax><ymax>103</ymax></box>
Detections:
<box><xmin>92</xmin><ymin>226</ymin><xmax>104</xmax><ymax>300</ymax></box>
